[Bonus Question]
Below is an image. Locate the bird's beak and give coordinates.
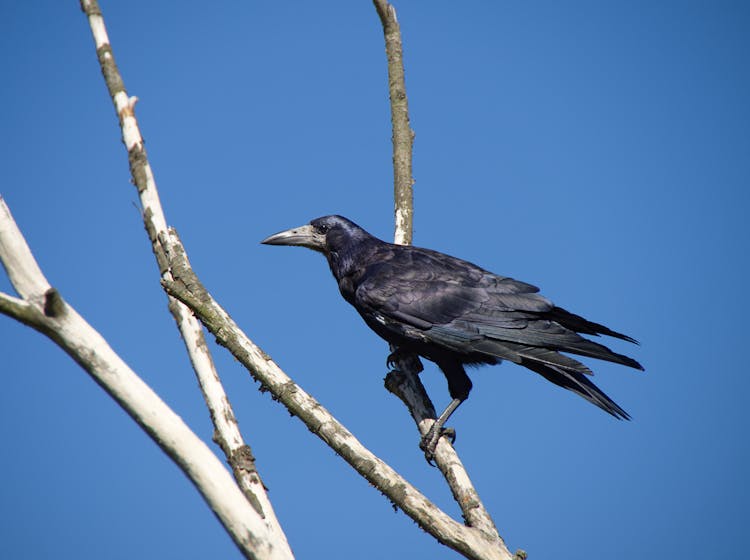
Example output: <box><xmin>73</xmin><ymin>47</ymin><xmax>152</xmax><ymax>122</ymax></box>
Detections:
<box><xmin>261</xmin><ymin>224</ymin><xmax>326</xmax><ymax>252</ymax></box>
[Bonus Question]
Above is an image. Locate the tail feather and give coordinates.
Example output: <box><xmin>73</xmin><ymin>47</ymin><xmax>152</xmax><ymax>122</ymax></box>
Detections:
<box><xmin>545</xmin><ymin>306</ymin><xmax>640</xmax><ymax>345</ymax></box>
<box><xmin>558</xmin><ymin>337</ymin><xmax>644</xmax><ymax>371</ymax></box>
<box><xmin>467</xmin><ymin>309</ymin><xmax>644</xmax><ymax>372</ymax></box>
<box><xmin>523</xmin><ymin>360</ymin><xmax>631</xmax><ymax>420</ymax></box>
<box><xmin>471</xmin><ymin>338</ymin><xmax>593</xmax><ymax>373</ymax></box>
<box><xmin>471</xmin><ymin>332</ymin><xmax>643</xmax><ymax>373</ymax></box>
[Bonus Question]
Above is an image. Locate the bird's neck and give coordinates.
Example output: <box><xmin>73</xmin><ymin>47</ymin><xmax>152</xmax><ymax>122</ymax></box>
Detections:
<box><xmin>326</xmin><ymin>236</ymin><xmax>379</xmax><ymax>285</ymax></box>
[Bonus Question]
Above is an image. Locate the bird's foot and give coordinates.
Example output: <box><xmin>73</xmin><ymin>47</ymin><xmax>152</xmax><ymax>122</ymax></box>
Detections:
<box><xmin>419</xmin><ymin>425</ymin><xmax>456</xmax><ymax>465</ymax></box>
<box><xmin>386</xmin><ymin>348</ymin><xmax>424</xmax><ymax>373</ymax></box>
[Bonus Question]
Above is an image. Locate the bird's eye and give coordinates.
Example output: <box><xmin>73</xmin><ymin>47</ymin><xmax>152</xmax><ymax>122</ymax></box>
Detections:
<box><xmin>317</xmin><ymin>223</ymin><xmax>330</xmax><ymax>233</ymax></box>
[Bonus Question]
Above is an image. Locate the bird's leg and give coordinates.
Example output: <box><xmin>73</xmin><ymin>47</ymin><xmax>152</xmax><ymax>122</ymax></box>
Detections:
<box><xmin>420</xmin><ymin>397</ymin><xmax>463</xmax><ymax>463</ymax></box>
<box><xmin>418</xmin><ymin>360</ymin><xmax>471</xmax><ymax>463</ymax></box>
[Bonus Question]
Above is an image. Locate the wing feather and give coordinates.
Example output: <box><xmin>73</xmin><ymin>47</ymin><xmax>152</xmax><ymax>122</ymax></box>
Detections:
<box><xmin>353</xmin><ymin>246</ymin><xmax>642</xmax><ymax>372</ymax></box>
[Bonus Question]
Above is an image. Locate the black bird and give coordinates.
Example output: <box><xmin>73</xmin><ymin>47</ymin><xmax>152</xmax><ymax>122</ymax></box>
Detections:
<box><xmin>263</xmin><ymin>215</ymin><xmax>643</xmax><ymax>459</ymax></box>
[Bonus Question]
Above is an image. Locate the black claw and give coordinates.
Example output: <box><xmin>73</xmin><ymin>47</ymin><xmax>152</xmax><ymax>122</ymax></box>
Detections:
<box><xmin>419</xmin><ymin>425</ymin><xmax>456</xmax><ymax>465</ymax></box>
<box><xmin>386</xmin><ymin>348</ymin><xmax>424</xmax><ymax>373</ymax></box>
<box><xmin>386</xmin><ymin>352</ymin><xmax>398</xmax><ymax>370</ymax></box>
<box><xmin>442</xmin><ymin>427</ymin><xmax>456</xmax><ymax>444</ymax></box>
<box><xmin>419</xmin><ymin>439</ymin><xmax>437</xmax><ymax>465</ymax></box>
<box><xmin>386</xmin><ymin>348</ymin><xmax>401</xmax><ymax>369</ymax></box>
<box><xmin>386</xmin><ymin>348</ymin><xmax>406</xmax><ymax>370</ymax></box>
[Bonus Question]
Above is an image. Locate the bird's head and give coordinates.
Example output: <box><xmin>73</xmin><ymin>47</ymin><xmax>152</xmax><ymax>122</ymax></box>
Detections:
<box><xmin>261</xmin><ymin>215</ymin><xmax>369</xmax><ymax>255</ymax></box>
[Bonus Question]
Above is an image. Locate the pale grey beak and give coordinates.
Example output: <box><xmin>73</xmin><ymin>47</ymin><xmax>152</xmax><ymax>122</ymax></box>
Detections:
<box><xmin>261</xmin><ymin>224</ymin><xmax>327</xmax><ymax>252</ymax></box>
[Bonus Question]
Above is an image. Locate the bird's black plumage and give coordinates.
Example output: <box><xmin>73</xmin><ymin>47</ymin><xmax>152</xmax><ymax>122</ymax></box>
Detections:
<box><xmin>263</xmin><ymin>215</ymin><xmax>643</xmax><ymax>457</ymax></box>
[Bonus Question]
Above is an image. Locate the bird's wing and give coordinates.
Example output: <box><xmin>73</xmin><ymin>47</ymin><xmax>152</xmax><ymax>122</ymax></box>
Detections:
<box><xmin>354</xmin><ymin>247</ymin><xmax>544</xmax><ymax>326</ymax></box>
<box><xmin>354</xmin><ymin>248</ymin><xmax>641</xmax><ymax>372</ymax></box>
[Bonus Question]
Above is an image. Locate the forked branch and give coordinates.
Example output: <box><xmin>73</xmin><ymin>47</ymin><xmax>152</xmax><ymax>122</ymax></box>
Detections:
<box><xmin>0</xmin><ymin>197</ymin><xmax>289</xmax><ymax>560</ymax></box>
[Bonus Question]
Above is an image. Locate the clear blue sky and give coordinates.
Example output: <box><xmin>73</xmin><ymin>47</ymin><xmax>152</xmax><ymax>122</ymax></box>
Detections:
<box><xmin>1</xmin><ymin>2</ymin><xmax>748</xmax><ymax>559</ymax></box>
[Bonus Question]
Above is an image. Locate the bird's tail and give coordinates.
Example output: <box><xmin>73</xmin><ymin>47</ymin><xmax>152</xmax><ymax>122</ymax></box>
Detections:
<box><xmin>545</xmin><ymin>306</ymin><xmax>639</xmax><ymax>344</ymax></box>
<box><xmin>522</xmin><ymin>360</ymin><xmax>631</xmax><ymax>420</ymax></box>
<box><xmin>554</xmin><ymin>335</ymin><xmax>644</xmax><ymax>372</ymax></box>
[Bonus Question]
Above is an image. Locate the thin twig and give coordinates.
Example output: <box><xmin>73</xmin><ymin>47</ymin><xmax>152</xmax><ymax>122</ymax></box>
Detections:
<box><xmin>374</xmin><ymin>0</ymin><xmax>415</xmax><ymax>246</ymax></box>
<box><xmin>78</xmin><ymin>0</ymin><xmax>287</xmax><ymax>543</ymax></box>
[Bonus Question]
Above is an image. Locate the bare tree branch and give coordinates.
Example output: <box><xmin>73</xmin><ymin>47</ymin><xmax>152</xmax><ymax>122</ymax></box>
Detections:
<box><xmin>374</xmin><ymin>2</ymin><xmax>524</xmax><ymax>558</ymax></box>
<box><xmin>374</xmin><ymin>0</ymin><xmax>415</xmax><ymax>246</ymax></box>
<box><xmin>78</xmin><ymin>0</ymin><xmax>287</xmax><ymax>544</ymax></box>
<box><xmin>385</xmin><ymin>371</ymin><xmax>500</xmax><ymax>538</ymax></box>
<box><xmin>0</xmin><ymin>197</ymin><xmax>290</xmax><ymax>560</ymax></box>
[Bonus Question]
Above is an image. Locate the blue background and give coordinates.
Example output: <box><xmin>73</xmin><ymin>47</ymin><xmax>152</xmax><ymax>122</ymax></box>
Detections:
<box><xmin>1</xmin><ymin>2</ymin><xmax>748</xmax><ymax>559</ymax></box>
